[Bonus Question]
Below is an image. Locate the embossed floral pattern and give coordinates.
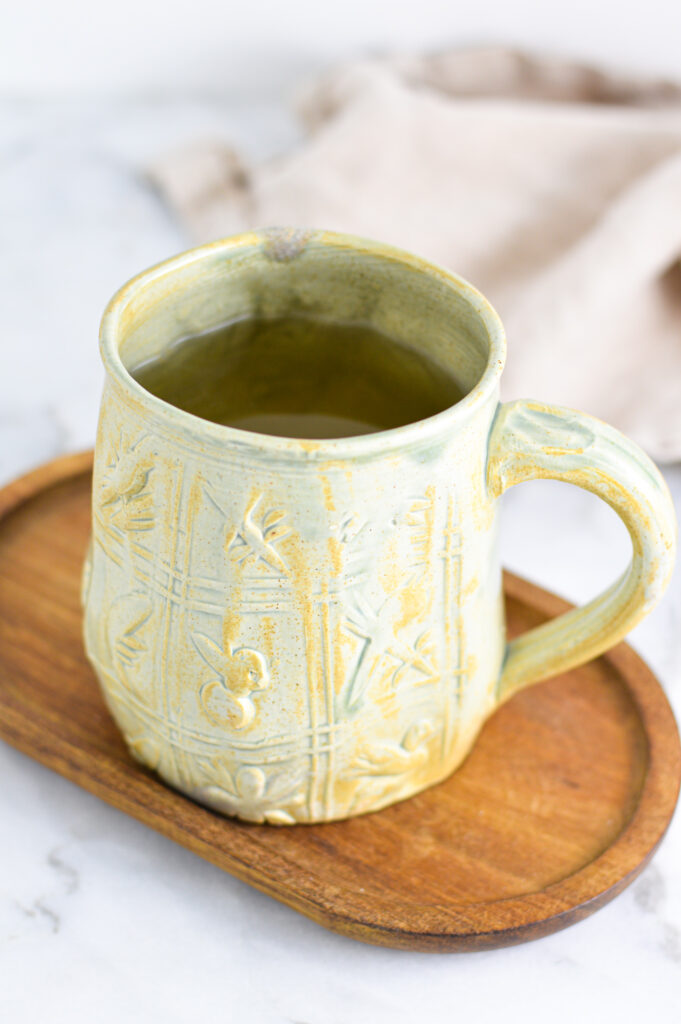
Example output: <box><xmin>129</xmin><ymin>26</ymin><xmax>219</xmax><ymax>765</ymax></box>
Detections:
<box><xmin>87</xmin><ymin>389</ymin><xmax>468</xmax><ymax>824</ymax></box>
<box><xmin>195</xmin><ymin>764</ymin><xmax>306</xmax><ymax>824</ymax></box>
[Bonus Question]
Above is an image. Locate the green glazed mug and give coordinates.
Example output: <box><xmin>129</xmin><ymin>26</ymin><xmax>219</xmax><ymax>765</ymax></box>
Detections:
<box><xmin>83</xmin><ymin>228</ymin><xmax>676</xmax><ymax>824</ymax></box>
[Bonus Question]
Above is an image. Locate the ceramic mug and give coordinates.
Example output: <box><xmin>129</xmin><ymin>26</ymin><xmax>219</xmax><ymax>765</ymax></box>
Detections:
<box><xmin>83</xmin><ymin>228</ymin><xmax>676</xmax><ymax>825</ymax></box>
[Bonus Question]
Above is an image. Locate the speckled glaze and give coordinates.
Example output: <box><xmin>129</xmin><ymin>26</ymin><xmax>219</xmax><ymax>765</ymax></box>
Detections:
<box><xmin>82</xmin><ymin>228</ymin><xmax>677</xmax><ymax>824</ymax></box>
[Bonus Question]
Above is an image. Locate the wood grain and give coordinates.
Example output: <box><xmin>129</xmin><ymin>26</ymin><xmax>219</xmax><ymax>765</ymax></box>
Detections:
<box><xmin>0</xmin><ymin>452</ymin><xmax>679</xmax><ymax>951</ymax></box>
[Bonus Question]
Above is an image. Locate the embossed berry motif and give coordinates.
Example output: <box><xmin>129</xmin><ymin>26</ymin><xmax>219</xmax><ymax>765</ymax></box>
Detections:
<box><xmin>192</xmin><ymin>630</ymin><xmax>270</xmax><ymax>729</ymax></box>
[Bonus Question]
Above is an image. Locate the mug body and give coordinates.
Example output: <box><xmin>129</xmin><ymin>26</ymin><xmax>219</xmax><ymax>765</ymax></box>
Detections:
<box><xmin>83</xmin><ymin>229</ymin><xmax>507</xmax><ymax>823</ymax></box>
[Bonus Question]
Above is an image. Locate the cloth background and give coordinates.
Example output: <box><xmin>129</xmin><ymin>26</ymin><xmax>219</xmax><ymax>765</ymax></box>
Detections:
<box><xmin>150</xmin><ymin>48</ymin><xmax>681</xmax><ymax>461</ymax></box>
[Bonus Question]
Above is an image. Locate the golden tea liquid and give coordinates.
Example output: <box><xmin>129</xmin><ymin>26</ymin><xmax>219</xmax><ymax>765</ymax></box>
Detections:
<box><xmin>131</xmin><ymin>315</ymin><xmax>464</xmax><ymax>439</ymax></box>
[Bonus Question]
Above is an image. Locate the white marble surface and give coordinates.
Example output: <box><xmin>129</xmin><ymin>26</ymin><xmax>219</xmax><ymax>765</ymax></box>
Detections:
<box><xmin>1</xmin><ymin>99</ymin><xmax>680</xmax><ymax>1024</ymax></box>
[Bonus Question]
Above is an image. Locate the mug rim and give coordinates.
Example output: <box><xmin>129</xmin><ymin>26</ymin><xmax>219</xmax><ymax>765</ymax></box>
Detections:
<box><xmin>99</xmin><ymin>228</ymin><xmax>507</xmax><ymax>459</ymax></box>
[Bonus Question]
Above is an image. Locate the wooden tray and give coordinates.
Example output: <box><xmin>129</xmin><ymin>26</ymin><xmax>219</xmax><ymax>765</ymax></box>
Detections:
<box><xmin>0</xmin><ymin>452</ymin><xmax>679</xmax><ymax>952</ymax></box>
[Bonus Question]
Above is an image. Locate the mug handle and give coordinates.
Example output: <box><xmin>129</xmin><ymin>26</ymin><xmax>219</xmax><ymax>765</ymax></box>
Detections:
<box><xmin>487</xmin><ymin>399</ymin><xmax>677</xmax><ymax>705</ymax></box>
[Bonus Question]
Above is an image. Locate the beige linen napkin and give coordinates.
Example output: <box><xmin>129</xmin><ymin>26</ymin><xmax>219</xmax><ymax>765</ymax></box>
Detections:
<box><xmin>150</xmin><ymin>48</ymin><xmax>681</xmax><ymax>461</ymax></box>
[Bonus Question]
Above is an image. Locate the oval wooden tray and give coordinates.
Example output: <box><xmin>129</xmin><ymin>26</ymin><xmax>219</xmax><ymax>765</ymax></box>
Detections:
<box><xmin>0</xmin><ymin>452</ymin><xmax>679</xmax><ymax>952</ymax></box>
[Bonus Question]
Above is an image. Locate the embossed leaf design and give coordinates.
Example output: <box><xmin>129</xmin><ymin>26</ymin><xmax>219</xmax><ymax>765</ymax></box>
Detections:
<box><xmin>343</xmin><ymin>719</ymin><xmax>435</xmax><ymax>817</ymax></box>
<box><xmin>342</xmin><ymin>596</ymin><xmax>438</xmax><ymax>712</ymax></box>
<box><xmin>341</xmin><ymin>592</ymin><xmax>389</xmax><ymax>712</ymax></box>
<box><xmin>105</xmin><ymin>593</ymin><xmax>155</xmax><ymax>702</ymax></box>
<box><xmin>108</xmin><ymin>593</ymin><xmax>154</xmax><ymax>668</ymax></box>
<box><xmin>348</xmin><ymin>719</ymin><xmax>434</xmax><ymax>778</ymax></box>
<box><xmin>387</xmin><ymin>629</ymin><xmax>438</xmax><ymax>690</ymax></box>
<box><xmin>192</xmin><ymin>631</ymin><xmax>270</xmax><ymax>730</ymax></box>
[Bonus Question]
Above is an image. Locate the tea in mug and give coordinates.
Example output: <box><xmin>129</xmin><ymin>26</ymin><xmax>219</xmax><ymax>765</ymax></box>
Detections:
<box><xmin>131</xmin><ymin>314</ymin><xmax>464</xmax><ymax>439</ymax></box>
